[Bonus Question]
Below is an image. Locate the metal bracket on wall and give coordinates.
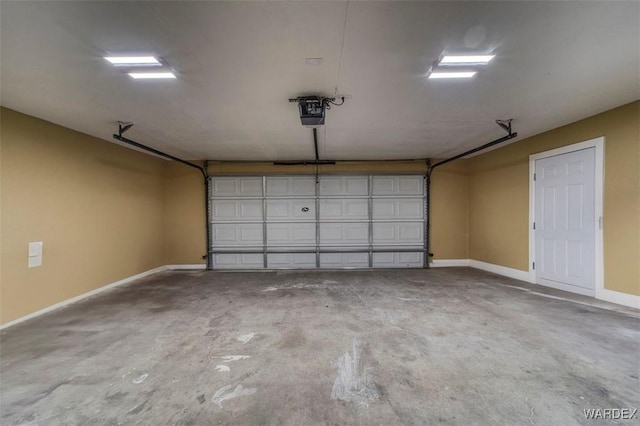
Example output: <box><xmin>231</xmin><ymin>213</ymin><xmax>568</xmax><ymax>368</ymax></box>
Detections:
<box><xmin>495</xmin><ymin>119</ymin><xmax>513</xmax><ymax>135</ymax></box>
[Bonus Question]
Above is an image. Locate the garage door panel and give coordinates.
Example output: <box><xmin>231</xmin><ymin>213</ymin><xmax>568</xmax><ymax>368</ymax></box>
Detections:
<box><xmin>212</xmin><ymin>200</ymin><xmax>262</xmax><ymax>221</ymax></box>
<box><xmin>267</xmin><ymin>223</ymin><xmax>316</xmax><ymax>246</ymax></box>
<box><xmin>373</xmin><ymin>222</ymin><xmax>424</xmax><ymax>245</ymax></box>
<box><xmin>320</xmin><ymin>223</ymin><xmax>369</xmax><ymax>245</ymax></box>
<box><xmin>212</xmin><ymin>223</ymin><xmax>263</xmax><ymax>247</ymax></box>
<box><xmin>372</xmin><ymin>176</ymin><xmax>423</xmax><ymax>196</ymax></box>
<box><xmin>268</xmin><ymin>253</ymin><xmax>316</xmax><ymax>268</ymax></box>
<box><xmin>320</xmin><ymin>176</ymin><xmax>368</xmax><ymax>196</ymax></box>
<box><xmin>372</xmin><ymin>200</ymin><xmax>394</xmax><ymax>218</ymax></box>
<box><xmin>212</xmin><ymin>177</ymin><xmax>262</xmax><ymax>197</ymax></box>
<box><xmin>319</xmin><ymin>199</ymin><xmax>368</xmax><ymax>220</ymax></box>
<box><xmin>373</xmin><ymin>252</ymin><xmax>423</xmax><ymax>268</ymax></box>
<box><xmin>267</xmin><ymin>199</ymin><xmax>316</xmax><ymax>221</ymax></box>
<box><xmin>320</xmin><ymin>253</ymin><xmax>369</xmax><ymax>268</ymax></box>
<box><xmin>213</xmin><ymin>253</ymin><xmax>263</xmax><ymax>269</ymax></box>
<box><xmin>266</xmin><ymin>176</ymin><xmax>315</xmax><ymax>196</ymax></box>
<box><xmin>209</xmin><ymin>174</ymin><xmax>426</xmax><ymax>269</ymax></box>
<box><xmin>372</xmin><ymin>199</ymin><xmax>423</xmax><ymax>219</ymax></box>
<box><xmin>398</xmin><ymin>177</ymin><xmax>424</xmax><ymax>195</ymax></box>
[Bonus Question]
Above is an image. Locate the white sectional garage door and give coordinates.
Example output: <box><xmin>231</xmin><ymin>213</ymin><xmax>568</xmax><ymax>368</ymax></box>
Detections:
<box><xmin>209</xmin><ymin>175</ymin><xmax>425</xmax><ymax>269</ymax></box>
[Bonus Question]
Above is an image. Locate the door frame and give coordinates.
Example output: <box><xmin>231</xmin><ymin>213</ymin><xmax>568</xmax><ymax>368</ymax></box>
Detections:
<box><xmin>528</xmin><ymin>136</ymin><xmax>605</xmax><ymax>298</ymax></box>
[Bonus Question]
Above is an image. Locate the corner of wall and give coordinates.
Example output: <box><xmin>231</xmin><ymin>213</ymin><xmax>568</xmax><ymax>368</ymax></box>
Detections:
<box><xmin>430</xmin><ymin>159</ymin><xmax>471</xmax><ymax>261</ymax></box>
<box><xmin>162</xmin><ymin>162</ymin><xmax>207</xmax><ymax>266</ymax></box>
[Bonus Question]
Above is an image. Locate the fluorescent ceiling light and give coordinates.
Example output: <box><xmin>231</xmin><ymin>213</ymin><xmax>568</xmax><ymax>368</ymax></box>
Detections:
<box><xmin>104</xmin><ymin>56</ymin><xmax>161</xmax><ymax>66</ymax></box>
<box><xmin>128</xmin><ymin>72</ymin><xmax>176</xmax><ymax>79</ymax></box>
<box><xmin>440</xmin><ymin>55</ymin><xmax>495</xmax><ymax>65</ymax></box>
<box><xmin>429</xmin><ymin>71</ymin><xmax>477</xmax><ymax>79</ymax></box>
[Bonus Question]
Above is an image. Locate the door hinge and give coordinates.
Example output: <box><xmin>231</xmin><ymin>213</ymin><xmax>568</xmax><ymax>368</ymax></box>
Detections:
<box><xmin>533</xmin><ymin>222</ymin><xmax>536</xmax><ymax>230</ymax></box>
<box><xmin>532</xmin><ymin>262</ymin><xmax>535</xmax><ymax>270</ymax></box>
<box><xmin>533</xmin><ymin>172</ymin><xmax>536</xmax><ymax>181</ymax></box>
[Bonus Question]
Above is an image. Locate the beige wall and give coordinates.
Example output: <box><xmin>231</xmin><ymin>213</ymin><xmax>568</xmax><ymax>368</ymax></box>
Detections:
<box><xmin>208</xmin><ymin>161</ymin><xmax>427</xmax><ymax>175</ymax></box>
<box><xmin>0</xmin><ymin>108</ymin><xmax>166</xmax><ymax>324</ymax></box>
<box><xmin>468</xmin><ymin>101</ymin><xmax>639</xmax><ymax>296</ymax></box>
<box><xmin>164</xmin><ymin>163</ymin><xmax>206</xmax><ymax>265</ymax></box>
<box><xmin>162</xmin><ymin>161</ymin><xmax>470</xmax><ymax>265</ymax></box>
<box><xmin>430</xmin><ymin>162</ymin><xmax>469</xmax><ymax>260</ymax></box>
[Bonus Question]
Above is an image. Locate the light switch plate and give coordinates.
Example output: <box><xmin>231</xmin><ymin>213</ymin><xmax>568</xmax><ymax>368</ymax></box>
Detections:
<box><xmin>28</xmin><ymin>242</ymin><xmax>43</xmax><ymax>268</ymax></box>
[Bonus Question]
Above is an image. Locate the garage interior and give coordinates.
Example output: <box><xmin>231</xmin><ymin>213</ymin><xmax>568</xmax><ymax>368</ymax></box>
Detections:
<box><xmin>1</xmin><ymin>1</ymin><xmax>638</xmax><ymax>425</ymax></box>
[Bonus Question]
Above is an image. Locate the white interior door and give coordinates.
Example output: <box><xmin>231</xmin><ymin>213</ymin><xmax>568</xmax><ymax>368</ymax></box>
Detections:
<box><xmin>535</xmin><ymin>147</ymin><xmax>596</xmax><ymax>296</ymax></box>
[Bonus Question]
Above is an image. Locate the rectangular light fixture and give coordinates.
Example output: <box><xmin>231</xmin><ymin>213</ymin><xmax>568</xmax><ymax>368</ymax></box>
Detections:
<box><xmin>440</xmin><ymin>55</ymin><xmax>495</xmax><ymax>65</ymax></box>
<box><xmin>104</xmin><ymin>56</ymin><xmax>161</xmax><ymax>66</ymax></box>
<box><xmin>428</xmin><ymin>71</ymin><xmax>477</xmax><ymax>79</ymax></box>
<box><xmin>128</xmin><ymin>72</ymin><xmax>176</xmax><ymax>79</ymax></box>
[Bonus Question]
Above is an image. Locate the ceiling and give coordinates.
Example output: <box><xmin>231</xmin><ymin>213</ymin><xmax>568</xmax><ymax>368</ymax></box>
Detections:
<box><xmin>1</xmin><ymin>1</ymin><xmax>638</xmax><ymax>161</ymax></box>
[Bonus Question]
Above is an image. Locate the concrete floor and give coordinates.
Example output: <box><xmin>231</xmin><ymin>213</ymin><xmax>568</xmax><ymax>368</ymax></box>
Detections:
<box><xmin>1</xmin><ymin>268</ymin><xmax>638</xmax><ymax>425</ymax></box>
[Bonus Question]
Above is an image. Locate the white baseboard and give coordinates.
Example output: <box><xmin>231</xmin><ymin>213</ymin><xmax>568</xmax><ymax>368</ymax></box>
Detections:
<box><xmin>0</xmin><ymin>266</ymin><xmax>168</xmax><ymax>331</ymax></box>
<box><xmin>431</xmin><ymin>259</ymin><xmax>470</xmax><ymax>267</ymax></box>
<box><xmin>596</xmin><ymin>288</ymin><xmax>640</xmax><ymax>309</ymax></box>
<box><xmin>469</xmin><ymin>259</ymin><xmax>535</xmax><ymax>283</ymax></box>
<box><xmin>166</xmin><ymin>264</ymin><xmax>207</xmax><ymax>270</ymax></box>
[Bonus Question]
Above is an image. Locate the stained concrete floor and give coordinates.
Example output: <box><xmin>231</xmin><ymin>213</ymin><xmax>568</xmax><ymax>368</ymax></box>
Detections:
<box><xmin>1</xmin><ymin>268</ymin><xmax>639</xmax><ymax>425</ymax></box>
